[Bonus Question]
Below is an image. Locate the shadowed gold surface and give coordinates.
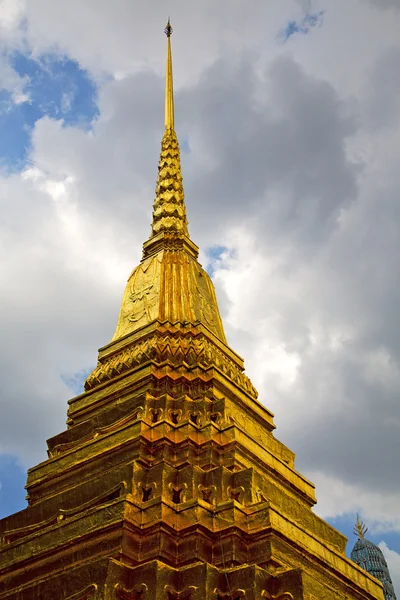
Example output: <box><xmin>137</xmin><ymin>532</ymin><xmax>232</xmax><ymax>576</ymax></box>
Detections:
<box><xmin>0</xmin><ymin>20</ymin><xmax>385</xmax><ymax>600</ymax></box>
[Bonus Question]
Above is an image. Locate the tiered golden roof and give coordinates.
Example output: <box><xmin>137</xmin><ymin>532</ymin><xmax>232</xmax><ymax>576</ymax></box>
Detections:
<box><xmin>0</xmin><ymin>22</ymin><xmax>385</xmax><ymax>600</ymax></box>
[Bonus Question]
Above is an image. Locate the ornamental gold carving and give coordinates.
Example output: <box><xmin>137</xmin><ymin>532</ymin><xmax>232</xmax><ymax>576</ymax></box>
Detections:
<box><xmin>85</xmin><ymin>329</ymin><xmax>257</xmax><ymax>400</ymax></box>
<box><xmin>164</xmin><ymin>585</ymin><xmax>197</xmax><ymax>600</ymax></box>
<box><xmin>152</xmin><ymin>127</ymin><xmax>188</xmax><ymax>237</ymax></box>
<box><xmin>262</xmin><ymin>592</ymin><xmax>294</xmax><ymax>600</ymax></box>
<box><xmin>227</xmin><ymin>485</ymin><xmax>245</xmax><ymax>502</ymax></box>
<box><xmin>213</xmin><ymin>589</ymin><xmax>246</xmax><ymax>600</ymax></box>
<box><xmin>115</xmin><ymin>583</ymin><xmax>148</xmax><ymax>600</ymax></box>
<box><xmin>198</xmin><ymin>484</ymin><xmax>216</xmax><ymax>505</ymax></box>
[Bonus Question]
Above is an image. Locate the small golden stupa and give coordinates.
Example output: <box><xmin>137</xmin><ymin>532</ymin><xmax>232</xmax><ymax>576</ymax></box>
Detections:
<box><xmin>0</xmin><ymin>22</ymin><xmax>385</xmax><ymax>600</ymax></box>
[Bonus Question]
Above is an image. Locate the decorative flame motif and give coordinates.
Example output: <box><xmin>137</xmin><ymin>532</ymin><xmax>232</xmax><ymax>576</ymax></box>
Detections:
<box><xmin>353</xmin><ymin>514</ymin><xmax>368</xmax><ymax>539</ymax></box>
<box><xmin>261</xmin><ymin>592</ymin><xmax>293</xmax><ymax>600</ymax></box>
<box><xmin>164</xmin><ymin>584</ymin><xmax>197</xmax><ymax>599</ymax></box>
<box><xmin>115</xmin><ymin>583</ymin><xmax>148</xmax><ymax>600</ymax></box>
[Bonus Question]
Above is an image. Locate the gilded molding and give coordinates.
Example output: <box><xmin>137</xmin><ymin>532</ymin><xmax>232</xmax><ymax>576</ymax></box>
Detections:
<box><xmin>2</xmin><ymin>482</ymin><xmax>126</xmax><ymax>545</ymax></box>
<box><xmin>49</xmin><ymin>407</ymin><xmax>143</xmax><ymax>457</ymax></box>
<box><xmin>85</xmin><ymin>330</ymin><xmax>257</xmax><ymax>399</ymax></box>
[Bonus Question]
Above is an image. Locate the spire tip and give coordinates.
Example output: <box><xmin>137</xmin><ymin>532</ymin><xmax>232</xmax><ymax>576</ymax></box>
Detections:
<box><xmin>164</xmin><ymin>17</ymin><xmax>174</xmax><ymax>129</ymax></box>
<box><xmin>353</xmin><ymin>514</ymin><xmax>368</xmax><ymax>539</ymax></box>
<box><xmin>164</xmin><ymin>18</ymin><xmax>173</xmax><ymax>37</ymax></box>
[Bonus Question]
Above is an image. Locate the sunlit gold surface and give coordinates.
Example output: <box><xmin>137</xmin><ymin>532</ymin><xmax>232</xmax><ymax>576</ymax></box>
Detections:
<box><xmin>0</xmin><ymin>21</ymin><xmax>385</xmax><ymax>600</ymax></box>
<box><xmin>110</xmin><ymin>247</ymin><xmax>226</xmax><ymax>344</ymax></box>
<box><xmin>151</xmin><ymin>127</ymin><xmax>188</xmax><ymax>237</ymax></box>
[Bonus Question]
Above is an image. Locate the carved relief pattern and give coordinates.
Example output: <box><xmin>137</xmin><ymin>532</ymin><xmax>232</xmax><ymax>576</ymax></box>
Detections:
<box><xmin>85</xmin><ymin>330</ymin><xmax>257</xmax><ymax>399</ymax></box>
<box><xmin>152</xmin><ymin>127</ymin><xmax>188</xmax><ymax>236</ymax></box>
<box><xmin>198</xmin><ymin>484</ymin><xmax>216</xmax><ymax>505</ymax></box>
<box><xmin>115</xmin><ymin>583</ymin><xmax>148</xmax><ymax>600</ymax></box>
<box><xmin>262</xmin><ymin>592</ymin><xmax>294</xmax><ymax>600</ymax></box>
<box><xmin>112</xmin><ymin>256</ymin><xmax>160</xmax><ymax>340</ymax></box>
<box><xmin>164</xmin><ymin>585</ymin><xmax>197</xmax><ymax>599</ymax></box>
<box><xmin>227</xmin><ymin>485</ymin><xmax>245</xmax><ymax>502</ymax></box>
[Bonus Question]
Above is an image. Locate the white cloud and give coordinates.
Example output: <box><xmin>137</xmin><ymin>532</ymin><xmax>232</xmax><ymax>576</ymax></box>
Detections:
<box><xmin>379</xmin><ymin>543</ymin><xmax>400</xmax><ymax>597</ymax></box>
<box><xmin>308</xmin><ymin>472</ymin><xmax>400</xmax><ymax>531</ymax></box>
<box><xmin>0</xmin><ymin>0</ymin><xmax>24</xmax><ymax>39</ymax></box>
<box><xmin>0</xmin><ymin>54</ymin><xmax>29</xmax><ymax>104</ymax></box>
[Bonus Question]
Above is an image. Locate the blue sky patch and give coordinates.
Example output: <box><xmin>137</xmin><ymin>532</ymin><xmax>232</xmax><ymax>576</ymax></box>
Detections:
<box><xmin>0</xmin><ymin>52</ymin><xmax>98</xmax><ymax>170</ymax></box>
<box><xmin>206</xmin><ymin>245</ymin><xmax>236</xmax><ymax>277</ymax></box>
<box><xmin>0</xmin><ymin>454</ymin><xmax>27</xmax><ymax>519</ymax></box>
<box><xmin>61</xmin><ymin>367</ymin><xmax>94</xmax><ymax>396</ymax></box>
<box><xmin>326</xmin><ymin>514</ymin><xmax>400</xmax><ymax>556</ymax></box>
<box><xmin>180</xmin><ymin>137</ymin><xmax>190</xmax><ymax>154</ymax></box>
<box><xmin>281</xmin><ymin>10</ymin><xmax>325</xmax><ymax>42</ymax></box>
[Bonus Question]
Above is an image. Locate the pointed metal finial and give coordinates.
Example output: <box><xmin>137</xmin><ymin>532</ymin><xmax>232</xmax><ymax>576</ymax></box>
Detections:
<box><xmin>353</xmin><ymin>514</ymin><xmax>368</xmax><ymax>539</ymax></box>
<box><xmin>164</xmin><ymin>18</ymin><xmax>173</xmax><ymax>37</ymax></box>
<box><xmin>164</xmin><ymin>18</ymin><xmax>174</xmax><ymax>129</ymax></box>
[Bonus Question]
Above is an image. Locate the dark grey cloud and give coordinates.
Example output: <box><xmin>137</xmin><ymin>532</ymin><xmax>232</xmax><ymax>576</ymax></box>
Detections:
<box><xmin>232</xmin><ymin>139</ymin><xmax>400</xmax><ymax>499</ymax></box>
<box><xmin>364</xmin><ymin>46</ymin><xmax>400</xmax><ymax>129</ymax></box>
<box><xmin>280</xmin><ymin>340</ymin><xmax>400</xmax><ymax>492</ymax></box>
<box><xmin>177</xmin><ymin>54</ymin><xmax>359</xmax><ymax>248</ymax></box>
<box><xmin>365</xmin><ymin>0</ymin><xmax>400</xmax><ymax>10</ymax></box>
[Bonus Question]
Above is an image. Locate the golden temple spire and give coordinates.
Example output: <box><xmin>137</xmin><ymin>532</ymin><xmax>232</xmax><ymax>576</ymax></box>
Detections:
<box><xmin>164</xmin><ymin>18</ymin><xmax>174</xmax><ymax>130</ymax></box>
<box><xmin>150</xmin><ymin>20</ymin><xmax>189</xmax><ymax>238</ymax></box>
<box><xmin>353</xmin><ymin>515</ymin><xmax>368</xmax><ymax>539</ymax></box>
<box><xmin>104</xmin><ymin>20</ymin><xmax>227</xmax><ymax>347</ymax></box>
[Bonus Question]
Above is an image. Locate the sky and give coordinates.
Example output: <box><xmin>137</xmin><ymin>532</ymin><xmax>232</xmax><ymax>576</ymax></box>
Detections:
<box><xmin>0</xmin><ymin>0</ymin><xmax>399</xmax><ymax>590</ymax></box>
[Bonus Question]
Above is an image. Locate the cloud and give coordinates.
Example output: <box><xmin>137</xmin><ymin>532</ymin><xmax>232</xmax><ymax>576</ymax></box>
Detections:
<box><xmin>307</xmin><ymin>472</ymin><xmax>400</xmax><ymax>530</ymax></box>
<box><xmin>0</xmin><ymin>54</ymin><xmax>29</xmax><ymax>105</ymax></box>
<box><xmin>0</xmin><ymin>160</ymin><xmax>138</xmax><ymax>464</ymax></box>
<box><xmin>178</xmin><ymin>54</ymin><xmax>358</xmax><ymax>251</ymax></box>
<box><xmin>363</xmin><ymin>46</ymin><xmax>400</xmax><ymax>130</ymax></box>
<box><xmin>205</xmin><ymin>245</ymin><xmax>235</xmax><ymax>278</ymax></box>
<box><xmin>379</xmin><ymin>543</ymin><xmax>400</xmax><ymax>596</ymax></box>
<box><xmin>211</xmin><ymin>124</ymin><xmax>400</xmax><ymax>511</ymax></box>
<box><xmin>366</xmin><ymin>0</ymin><xmax>400</xmax><ymax>10</ymax></box>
